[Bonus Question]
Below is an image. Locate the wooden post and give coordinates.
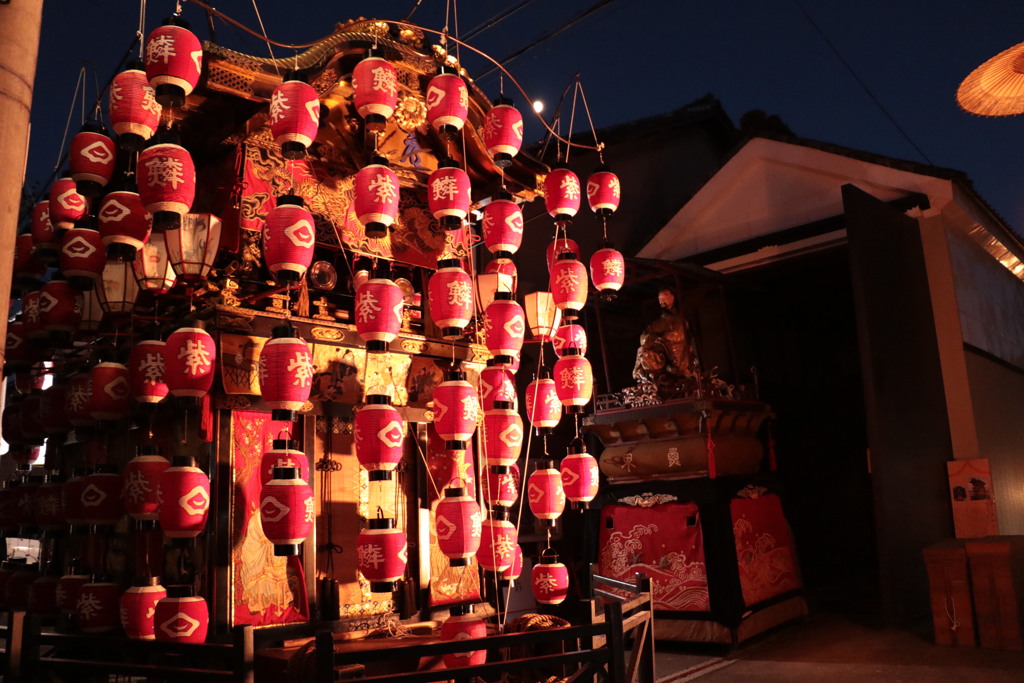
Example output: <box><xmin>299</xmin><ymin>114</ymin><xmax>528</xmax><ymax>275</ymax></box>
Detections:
<box><xmin>604</xmin><ymin>600</ymin><xmax>626</xmax><ymax>683</ymax></box>
<box><xmin>233</xmin><ymin>624</ymin><xmax>255</xmax><ymax>683</ymax></box>
<box><xmin>315</xmin><ymin>630</ymin><xmax>335</xmax><ymax>682</ymax></box>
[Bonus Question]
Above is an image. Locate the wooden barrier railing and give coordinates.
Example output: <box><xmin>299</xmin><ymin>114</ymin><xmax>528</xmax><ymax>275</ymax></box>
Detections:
<box><xmin>588</xmin><ymin>570</ymin><xmax>656</xmax><ymax>683</ymax></box>
<box><xmin>1</xmin><ymin>611</ymin><xmax>27</xmax><ymax>681</ymax></box>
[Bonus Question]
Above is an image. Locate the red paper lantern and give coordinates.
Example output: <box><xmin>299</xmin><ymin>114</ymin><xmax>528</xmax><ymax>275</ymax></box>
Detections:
<box><xmin>532</xmin><ymin>550</ymin><xmax>570</xmax><ymax>605</ymax></box>
<box><xmin>352</xmin><ymin>54</ymin><xmax>398</xmax><ymax>126</ymax></box>
<box><xmin>20</xmin><ymin>291</ymin><xmax>46</xmax><ymax>344</ymax></box>
<box><xmin>590</xmin><ymin>246</ymin><xmax>625</xmax><ymax>293</ymax></box>
<box><xmin>14</xmin><ymin>233</ymin><xmax>47</xmax><ymax>286</ymax></box>
<box><xmin>586</xmin><ymin>167</ymin><xmax>621</xmax><ymax>216</ymax></box>
<box><xmin>78</xmin><ymin>581</ymin><xmax>122</xmax><ymax>633</ymax></box>
<box><xmin>123</xmin><ymin>449</ymin><xmax>171</xmax><ymax>521</ymax></box>
<box><xmin>158</xmin><ymin>458</ymin><xmax>211</xmax><ymax>539</ymax></box>
<box><xmin>138</xmin><ymin>143</ymin><xmax>196</xmax><ymax>230</ymax></box>
<box><xmin>528</xmin><ymin>460</ymin><xmax>565</xmax><ymax>525</ymax></box>
<box><xmin>60</xmin><ymin>225</ymin><xmax>106</xmax><ymax>290</ymax></box>
<box><xmin>19</xmin><ymin>394</ymin><xmax>47</xmax><ymax>443</ymax></box>
<box><xmin>28</xmin><ymin>575</ymin><xmax>59</xmax><ymax>617</ymax></box>
<box><xmin>14</xmin><ymin>364</ymin><xmax>46</xmax><ymax>395</ymax></box>
<box><xmin>544</xmin><ymin>166</ymin><xmax>581</xmax><ymax>222</ymax></box>
<box><xmin>440</xmin><ymin>607</ymin><xmax>487</xmax><ymax>669</ymax></box>
<box><xmin>263</xmin><ymin>196</ymin><xmax>316</xmax><ymax>283</ymax></box>
<box><xmin>13</xmin><ymin>476</ymin><xmax>41</xmax><ymax>527</ymax></box>
<box><xmin>4</xmin><ymin>321</ymin><xmax>30</xmax><ymax>371</ymax></box>
<box><xmin>81</xmin><ymin>467</ymin><xmax>125</xmax><ymax>525</ymax></box>
<box><xmin>0</xmin><ymin>485</ymin><xmax>18</xmax><ymax>532</ymax></box>
<box><xmin>65</xmin><ymin>372</ymin><xmax>95</xmax><ymax>428</ymax></box>
<box><xmin>154</xmin><ymin>589</ymin><xmax>208</xmax><ymax>643</ymax></box>
<box><xmin>49</xmin><ymin>176</ymin><xmax>88</xmax><ymax>230</ymax></box>
<box><xmin>481</xmin><ymin>193</ymin><xmax>523</xmax><ymax>255</ymax></box>
<box><xmin>7</xmin><ymin>567</ymin><xmax>39</xmax><ymax>611</ymax></box>
<box><xmin>270</xmin><ymin>79</ymin><xmax>320</xmax><ymax>158</ymax></box>
<box><xmin>435</xmin><ymin>483</ymin><xmax>481</xmax><ymax>566</ymax></box>
<box><xmin>355</xmin><ymin>278</ymin><xmax>404</xmax><ymax>351</ymax></box>
<box><xmin>483</xmin><ymin>99</ymin><xmax>524</xmax><ymax>166</ymax></box>
<box><xmin>480</xmin><ymin>364</ymin><xmax>516</xmax><ymax>411</ymax></box>
<box><xmin>164</xmin><ymin>326</ymin><xmax>216</xmax><ymax>399</ymax></box>
<box><xmin>145</xmin><ymin>20</ymin><xmax>203</xmax><ymax>106</ymax></box>
<box><xmin>61</xmin><ymin>469</ymin><xmax>91</xmax><ymax>527</ymax></box>
<box><xmin>426</xmin><ymin>70</ymin><xmax>469</xmax><ymax>133</ymax></box>
<box><xmin>561</xmin><ymin>440</ymin><xmax>600</xmax><ymax>508</ymax></box>
<box><xmin>484</xmin><ymin>257</ymin><xmax>518</xmax><ymax>293</ymax></box>
<box><xmin>260</xmin><ymin>467</ymin><xmax>314</xmax><ymax>556</ymax></box>
<box><xmin>483</xmin><ymin>402</ymin><xmax>523</xmax><ymax>471</ymax></box>
<box><xmin>428</xmin><ymin>164</ymin><xmax>471</xmax><ymax>230</ymax></box>
<box><xmin>549</xmin><ymin>253</ymin><xmax>588</xmax><ymax>318</ymax></box>
<box><xmin>499</xmin><ymin>544</ymin><xmax>524</xmax><ymax>582</ymax></box>
<box><xmin>7</xmin><ymin>445</ymin><xmax>41</xmax><ymax>468</ymax></box>
<box><xmin>69</xmin><ymin>125</ymin><xmax>117</xmax><ymax>197</ymax></box>
<box><xmin>484</xmin><ymin>466</ymin><xmax>518</xmax><ymax>507</ymax></box>
<box><xmin>129</xmin><ymin>340</ymin><xmax>169</xmax><ymax>404</ymax></box>
<box><xmin>39</xmin><ymin>279</ymin><xmax>83</xmax><ymax>341</ymax></box>
<box><xmin>132</xmin><ymin>232</ymin><xmax>177</xmax><ymax>294</ymax></box>
<box><xmin>483</xmin><ymin>294</ymin><xmax>525</xmax><ymax>363</ymax></box>
<box><xmin>427</xmin><ymin>261</ymin><xmax>473</xmax><ymax>339</ymax></box>
<box><xmin>30</xmin><ymin>200</ymin><xmax>58</xmax><ymax>262</ymax></box>
<box><xmin>553</xmin><ymin>349</ymin><xmax>593</xmax><ymax>413</ymax></box>
<box><xmin>353</xmin><ymin>158</ymin><xmax>400</xmax><ymax>239</ymax></box>
<box><xmin>525</xmin><ymin>374</ymin><xmax>561</xmax><ymax>431</ymax></box>
<box><xmin>552</xmin><ymin>324</ymin><xmax>588</xmax><ymax>358</ymax></box>
<box><xmin>99</xmin><ymin>190</ymin><xmax>151</xmax><ymax>261</ymax></box>
<box><xmin>354</xmin><ymin>396</ymin><xmax>405</xmax><ymax>480</ymax></box>
<box><xmin>40</xmin><ymin>382</ymin><xmax>73</xmax><ymax>435</ymax></box>
<box><xmin>56</xmin><ymin>574</ymin><xmax>90</xmax><ymax>618</ymax></box>
<box><xmin>258</xmin><ymin>327</ymin><xmax>313</xmax><ymax>420</ymax></box>
<box><xmin>432</xmin><ymin>370</ymin><xmax>478</xmax><ymax>447</ymax></box>
<box><xmin>476</xmin><ymin>510</ymin><xmax>518</xmax><ymax>572</ymax></box>
<box><xmin>121</xmin><ymin>581</ymin><xmax>167</xmax><ymax>640</ymax></box>
<box><xmin>87</xmin><ymin>362</ymin><xmax>131</xmax><ymax>421</ymax></box>
<box><xmin>34</xmin><ymin>476</ymin><xmax>65</xmax><ymax>530</ymax></box>
<box><xmin>109</xmin><ymin>66</ymin><xmax>161</xmax><ymax>149</ymax></box>
<box><xmin>546</xmin><ymin>237</ymin><xmax>579</xmax><ymax>273</ymax></box>
<box><xmin>356</xmin><ymin>517</ymin><xmax>407</xmax><ymax>593</ymax></box>
<box><xmin>260</xmin><ymin>440</ymin><xmax>309</xmax><ymax>488</ymax></box>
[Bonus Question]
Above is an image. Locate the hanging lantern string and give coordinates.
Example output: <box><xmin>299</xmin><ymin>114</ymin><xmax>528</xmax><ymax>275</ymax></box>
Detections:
<box><xmin>249</xmin><ymin>0</ymin><xmax>280</xmax><ymax>77</ymax></box>
<box><xmin>536</xmin><ymin>74</ymin><xmax>576</xmax><ymax>164</ymax></box>
<box><xmin>564</xmin><ymin>77</ymin><xmax>580</xmax><ymax>165</ymax></box>
<box><xmin>575</xmin><ymin>77</ymin><xmax>605</xmax><ymax>165</ymax></box>
<box><xmin>54</xmin><ymin>67</ymin><xmax>87</xmax><ymax>171</ymax></box>
<box><xmin>137</xmin><ymin>0</ymin><xmax>148</xmax><ymax>59</ymax></box>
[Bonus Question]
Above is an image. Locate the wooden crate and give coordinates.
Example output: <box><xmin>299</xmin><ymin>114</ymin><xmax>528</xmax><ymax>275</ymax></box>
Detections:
<box><xmin>965</xmin><ymin>537</ymin><xmax>1024</xmax><ymax>651</ymax></box>
<box><xmin>923</xmin><ymin>540</ymin><xmax>975</xmax><ymax>646</ymax></box>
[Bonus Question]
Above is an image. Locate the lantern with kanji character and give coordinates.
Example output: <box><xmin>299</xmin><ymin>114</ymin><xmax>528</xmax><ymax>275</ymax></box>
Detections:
<box><xmin>49</xmin><ymin>176</ymin><xmax>88</xmax><ymax>231</ymax></box>
<box><xmin>586</xmin><ymin>166</ymin><xmax>621</xmax><ymax>216</ymax></box>
<box><xmin>549</xmin><ymin>253</ymin><xmax>588</xmax><ymax>319</ymax></box>
<box><xmin>57</xmin><ymin>573</ymin><xmax>90</xmax><ymax>618</ymax></box>
<box><xmin>154</xmin><ymin>587</ymin><xmax>208</xmax><ymax>643</ymax></box>
<box><xmin>356</xmin><ymin>516</ymin><xmax>407</xmax><ymax>593</ymax></box>
<box><xmin>269</xmin><ymin>79</ymin><xmax>320</xmax><ymax>158</ymax></box>
<box><xmin>31</xmin><ymin>200</ymin><xmax>58</xmax><ymax>263</ymax></box>
<box><xmin>552</xmin><ymin>324</ymin><xmax>588</xmax><ymax>358</ymax></box>
<box><xmin>28</xmin><ymin>574</ymin><xmax>59</xmax><ymax>618</ymax></box>
<box><xmin>38</xmin><ymin>279</ymin><xmax>83</xmax><ymax>345</ymax></box>
<box><xmin>98</xmin><ymin>189</ymin><xmax>151</xmax><ymax>262</ymax></box>
<box><xmin>499</xmin><ymin>544</ymin><xmax>524</xmax><ymax>583</ymax></box>
<box><xmin>476</xmin><ymin>508</ymin><xmax>517</xmax><ymax>573</ymax></box>
<box><xmin>355</xmin><ymin>277</ymin><xmax>404</xmax><ymax>351</ymax></box>
<box><xmin>426</xmin><ymin>69</ymin><xmax>469</xmax><ymax>134</ymax></box>
<box><xmin>484</xmin><ymin>467</ymin><xmax>518</xmax><ymax>508</ymax></box>
<box><xmin>110</xmin><ymin>64</ymin><xmax>162</xmax><ymax>150</ymax></box>
<box><xmin>260</xmin><ymin>467</ymin><xmax>314</xmax><ymax>556</ymax></box>
<box><xmin>427</xmin><ymin>261</ymin><xmax>473</xmax><ymax>339</ymax></box>
<box><xmin>440</xmin><ymin>605</ymin><xmax>487</xmax><ymax>669</ymax></box>
<box><xmin>432</xmin><ymin>370</ymin><xmax>478</xmax><ymax>449</ymax></box>
<box><xmin>69</xmin><ymin>123</ymin><xmax>116</xmax><ymax>197</ymax></box>
<box><xmin>263</xmin><ymin>196</ymin><xmax>316</xmax><ymax>283</ymax></box>
<box><xmin>258</xmin><ymin>326</ymin><xmax>313</xmax><ymax>421</ymax></box>
<box><xmin>157</xmin><ymin>457</ymin><xmax>211</xmax><ymax>539</ymax></box>
<box><xmin>260</xmin><ymin>440</ymin><xmax>308</xmax><ymax>488</ymax></box>
<box><xmin>13</xmin><ymin>474</ymin><xmax>41</xmax><ymax>527</ymax></box>
<box><xmin>87</xmin><ymin>362</ymin><xmax>131</xmax><ymax>422</ymax></box>
<box><xmin>483</xmin><ymin>293</ymin><xmax>525</xmax><ymax>365</ymax></box>
<box><xmin>483</xmin><ymin>402</ymin><xmax>523</xmax><ymax>472</ymax></box>
<box><xmin>428</xmin><ymin>164</ymin><xmax>471</xmax><ymax>230</ymax></box>
<box><xmin>40</xmin><ymin>382</ymin><xmax>73</xmax><ymax>436</ymax></box>
<box><xmin>80</xmin><ymin>466</ymin><xmax>125</xmax><ymax>525</ymax></box>
<box><xmin>532</xmin><ymin>549</ymin><xmax>569</xmax><ymax>605</ymax></box>
<box><xmin>528</xmin><ymin>460</ymin><xmax>565</xmax><ymax>526</ymax></box>
<box><xmin>123</xmin><ymin>447</ymin><xmax>170</xmax><ymax>521</ymax></box>
<box><xmin>121</xmin><ymin>579</ymin><xmax>166</xmax><ymax>640</ymax></box>
<box><xmin>561</xmin><ymin>440</ymin><xmax>599</xmax><ymax>508</ymax></box>
<box><xmin>138</xmin><ymin>143</ymin><xmax>195</xmax><ymax>231</ymax></box>
<box><xmin>544</xmin><ymin>165</ymin><xmax>581</xmax><ymax>223</ymax></box>
<box><xmin>483</xmin><ymin>98</ymin><xmax>523</xmax><ymax>166</ymax></box>
<box><xmin>78</xmin><ymin>580</ymin><xmax>122</xmax><ymax>633</ymax></box>
<box><xmin>553</xmin><ymin>348</ymin><xmax>593</xmax><ymax>413</ymax></box>
<box><xmin>525</xmin><ymin>372</ymin><xmax>561</xmax><ymax>432</ymax></box>
<box><xmin>34</xmin><ymin>474</ymin><xmax>65</xmax><ymax>530</ymax></box>
<box><xmin>132</xmin><ymin>232</ymin><xmax>176</xmax><ymax>294</ymax></box>
<box><xmin>434</xmin><ymin>483</ymin><xmax>481</xmax><ymax>567</ymax></box>
<box><xmin>20</xmin><ymin>290</ymin><xmax>45</xmax><ymax>341</ymax></box>
<box><xmin>164</xmin><ymin>326</ymin><xmax>216</xmax><ymax>400</ymax></box>
<box><xmin>590</xmin><ymin>246</ymin><xmax>625</xmax><ymax>293</ymax></box>
<box><xmin>65</xmin><ymin>373</ymin><xmax>95</xmax><ymax>428</ymax></box>
<box><xmin>60</xmin><ymin>224</ymin><xmax>105</xmax><ymax>290</ymax></box>
<box><xmin>355</xmin><ymin>395</ymin><xmax>405</xmax><ymax>481</ymax></box>
<box><xmin>353</xmin><ymin>157</ymin><xmax>400</xmax><ymax>239</ymax></box>
<box><xmin>479</xmin><ymin>363</ymin><xmax>516</xmax><ymax>411</ymax></box>
<box><xmin>129</xmin><ymin>339</ymin><xmax>169</xmax><ymax>404</ymax></box>
<box><xmin>352</xmin><ymin>52</ymin><xmax>398</xmax><ymax>129</ymax></box>
<box><xmin>145</xmin><ymin>18</ymin><xmax>203</xmax><ymax>107</ymax></box>
<box><xmin>481</xmin><ymin>192</ymin><xmax>523</xmax><ymax>255</ymax></box>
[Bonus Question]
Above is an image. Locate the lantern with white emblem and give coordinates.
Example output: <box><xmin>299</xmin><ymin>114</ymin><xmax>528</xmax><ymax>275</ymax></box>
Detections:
<box><xmin>476</xmin><ymin>507</ymin><xmax>517</xmax><ymax>573</ymax></box>
<box><xmin>31</xmin><ymin>201</ymin><xmax>58</xmax><ymax>263</ymax></box>
<box><xmin>355</xmin><ymin>395</ymin><xmax>405</xmax><ymax>481</ymax></box>
<box><xmin>258</xmin><ymin>326</ymin><xmax>313</xmax><ymax>421</ymax></box>
<box><xmin>483</xmin><ymin>293</ymin><xmax>525</xmax><ymax>365</ymax></box>
<box><xmin>123</xmin><ymin>446</ymin><xmax>170</xmax><ymax>521</ymax></box>
<box><xmin>440</xmin><ymin>604</ymin><xmax>487</xmax><ymax>669</ymax></box>
<box><xmin>61</xmin><ymin>468</ymin><xmax>91</xmax><ymax>527</ymax></box>
<box><xmin>4</xmin><ymin>321</ymin><xmax>30</xmax><ymax>372</ymax></box>
<box><xmin>432</xmin><ymin>369</ymin><xmax>478</xmax><ymax>449</ymax></box>
<box><xmin>590</xmin><ymin>246</ymin><xmax>625</xmax><ymax>293</ymax></box>
<box><xmin>81</xmin><ymin>465</ymin><xmax>125</xmax><ymax>526</ymax></box>
<box><xmin>69</xmin><ymin>123</ymin><xmax>117</xmax><ymax>197</ymax></box>
<box><xmin>484</xmin><ymin>466</ymin><xmax>518</xmax><ymax>508</ymax></box>
<box><xmin>121</xmin><ymin>579</ymin><xmax>167</xmax><ymax>640</ymax></box>
<box><xmin>525</xmin><ymin>371</ymin><xmax>561</xmax><ymax>433</ymax></box>
<box><xmin>87</xmin><ymin>362</ymin><xmax>131</xmax><ymax>422</ymax></box>
<box><xmin>132</xmin><ymin>232</ymin><xmax>176</xmax><ymax>294</ymax></box>
<box><xmin>428</xmin><ymin>163</ymin><xmax>471</xmax><ymax>230</ymax></box>
<box><xmin>110</xmin><ymin>63</ymin><xmax>162</xmax><ymax>150</ymax></box>
<box><xmin>145</xmin><ymin>18</ymin><xmax>203</xmax><ymax>107</ymax></box>
<box><xmin>158</xmin><ymin>456</ymin><xmax>211</xmax><ymax>539</ymax></box>
<box><xmin>561</xmin><ymin>439</ymin><xmax>600</xmax><ymax>509</ymax></box>
<box><xmin>263</xmin><ymin>195</ymin><xmax>316</xmax><ymax>284</ymax></box>
<box><xmin>586</xmin><ymin>166</ymin><xmax>621</xmax><ymax>216</ymax></box>
<box><xmin>129</xmin><ymin>340</ymin><xmax>169</xmax><ymax>404</ymax></box>
<box><xmin>426</xmin><ymin>69</ymin><xmax>469</xmax><ymax>134</ymax></box>
<box><xmin>164</xmin><ymin>326</ymin><xmax>216</xmax><ymax>401</ymax></box>
<box><xmin>483</xmin><ymin>98</ymin><xmax>524</xmax><ymax>166</ymax></box>
<box><xmin>553</xmin><ymin>348</ymin><xmax>593</xmax><ymax>413</ymax></box>
<box><xmin>552</xmin><ymin>324</ymin><xmax>588</xmax><ymax>358</ymax></box>
<box><xmin>99</xmin><ymin>189</ymin><xmax>151</xmax><ymax>262</ymax></box>
<box><xmin>544</xmin><ymin>165</ymin><xmax>581</xmax><ymax>223</ymax></box>
<box><xmin>479</xmin><ymin>363</ymin><xmax>516</xmax><ymax>411</ymax></box>
<box><xmin>356</xmin><ymin>514</ymin><xmax>407</xmax><ymax>593</ymax></box>
<box><xmin>78</xmin><ymin>580</ymin><xmax>122</xmax><ymax>633</ymax></box>
<box><xmin>137</xmin><ymin>143</ymin><xmax>195</xmax><ymax>231</ymax></box>
<box><xmin>531</xmin><ymin>549</ymin><xmax>570</xmax><ymax>605</ymax></box>
<box><xmin>483</xmin><ymin>401</ymin><xmax>523</xmax><ymax>472</ymax></box>
<box><xmin>481</xmin><ymin>192</ymin><xmax>523</xmax><ymax>255</ymax></box>
<box><xmin>434</xmin><ymin>482</ymin><xmax>481</xmax><ymax>567</ymax></box>
<box><xmin>549</xmin><ymin>253</ymin><xmax>588</xmax><ymax>320</ymax></box>
<box><xmin>260</xmin><ymin>467</ymin><xmax>314</xmax><ymax>556</ymax></box>
<box><xmin>153</xmin><ymin>586</ymin><xmax>208</xmax><ymax>643</ymax></box>
<box><xmin>352</xmin><ymin>51</ymin><xmax>398</xmax><ymax>130</ymax></box>
<box><xmin>269</xmin><ymin>79</ymin><xmax>320</xmax><ymax>159</ymax></box>
<box><xmin>38</xmin><ymin>279</ymin><xmax>83</xmax><ymax>345</ymax></box>
<box><xmin>355</xmin><ymin>277</ymin><xmax>404</xmax><ymax>352</ymax></box>
<box><xmin>60</xmin><ymin>223</ymin><xmax>105</xmax><ymax>290</ymax></box>
<box><xmin>528</xmin><ymin>460</ymin><xmax>565</xmax><ymax>526</ymax></box>
<box><xmin>427</xmin><ymin>260</ymin><xmax>473</xmax><ymax>339</ymax></box>
<box><xmin>49</xmin><ymin>176</ymin><xmax>88</xmax><ymax>231</ymax></box>
<box><xmin>260</xmin><ymin>440</ymin><xmax>308</xmax><ymax>488</ymax></box>
<box><xmin>353</xmin><ymin>157</ymin><xmax>400</xmax><ymax>239</ymax></box>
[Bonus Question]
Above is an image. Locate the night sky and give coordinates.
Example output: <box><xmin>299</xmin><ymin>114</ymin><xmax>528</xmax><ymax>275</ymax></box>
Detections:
<box><xmin>27</xmin><ymin>0</ymin><xmax>1024</xmax><ymax>235</ymax></box>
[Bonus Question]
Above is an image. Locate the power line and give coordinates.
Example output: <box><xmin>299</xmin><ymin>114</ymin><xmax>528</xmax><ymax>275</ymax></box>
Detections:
<box><xmin>463</xmin><ymin>0</ymin><xmax>537</xmax><ymax>41</ymax></box>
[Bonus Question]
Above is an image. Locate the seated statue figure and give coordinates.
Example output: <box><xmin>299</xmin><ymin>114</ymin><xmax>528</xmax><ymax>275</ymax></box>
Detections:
<box><xmin>632</xmin><ymin>288</ymin><xmax>698</xmax><ymax>398</ymax></box>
